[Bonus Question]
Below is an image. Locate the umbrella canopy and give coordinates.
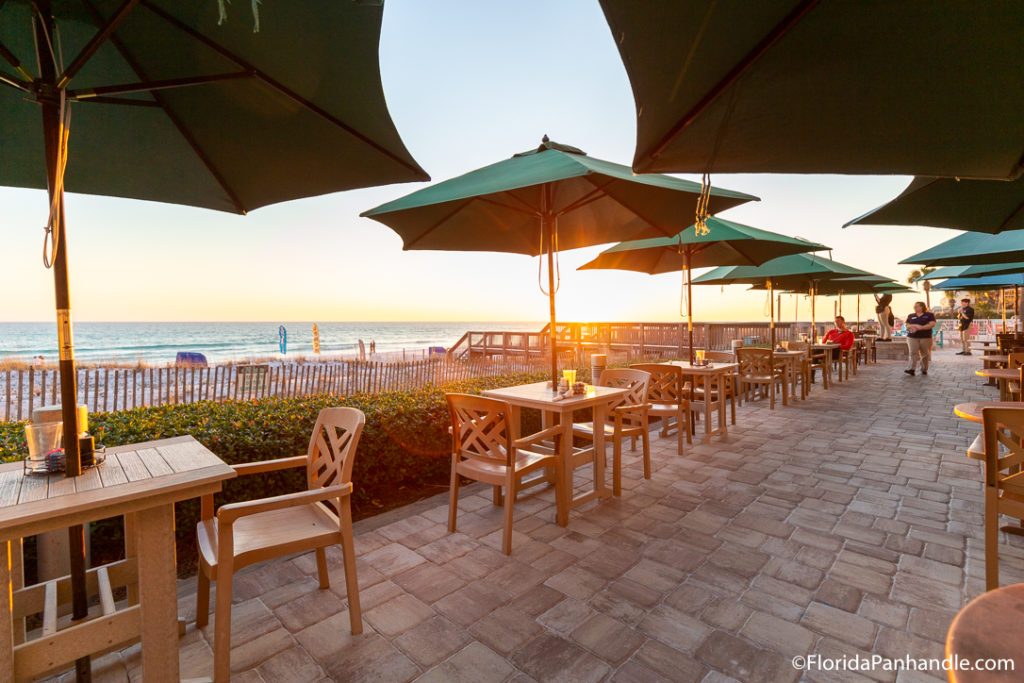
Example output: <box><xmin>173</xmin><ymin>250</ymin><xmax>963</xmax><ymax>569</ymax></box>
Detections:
<box><xmin>1</xmin><ymin>0</ymin><xmax>428</xmax><ymax>212</ymax></box>
<box><xmin>3</xmin><ymin>3</ymin><xmax>427</xmax><ymax>678</ymax></box>
<box><xmin>753</xmin><ymin>280</ymin><xmax>911</xmax><ymax>296</ymax></box>
<box><xmin>931</xmin><ymin>274</ymin><xmax>1024</xmax><ymax>291</ymax></box>
<box><xmin>577</xmin><ymin>216</ymin><xmax>826</xmax><ymax>274</ymax></box>
<box><xmin>845</xmin><ymin>176</ymin><xmax>1024</xmax><ymax>234</ymax></box>
<box><xmin>912</xmin><ymin>263</ymin><xmax>1024</xmax><ymax>281</ymax></box>
<box><xmin>692</xmin><ymin>253</ymin><xmax>871</xmax><ymax>287</ymax></box>
<box><xmin>577</xmin><ymin>216</ymin><xmax>826</xmax><ymax>355</ymax></box>
<box><xmin>901</xmin><ymin>231</ymin><xmax>1024</xmax><ymax>267</ymax></box>
<box><xmin>362</xmin><ymin>138</ymin><xmax>758</xmax><ymax>384</ymax></box>
<box><xmin>598</xmin><ymin>0</ymin><xmax>1024</xmax><ymax>179</ymax></box>
<box><xmin>362</xmin><ymin>138</ymin><xmax>757</xmax><ymax>254</ymax></box>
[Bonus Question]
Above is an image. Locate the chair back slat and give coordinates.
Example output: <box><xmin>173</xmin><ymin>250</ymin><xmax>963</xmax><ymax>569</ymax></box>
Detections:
<box><xmin>705</xmin><ymin>350</ymin><xmax>734</xmax><ymax>363</ymax></box>
<box><xmin>736</xmin><ymin>347</ymin><xmax>774</xmax><ymax>376</ymax></box>
<box><xmin>599</xmin><ymin>369</ymin><xmax>650</xmax><ymax>411</ymax></box>
<box><xmin>447</xmin><ymin>394</ymin><xmax>514</xmax><ymax>467</ymax></box>
<box><xmin>1008</xmin><ymin>352</ymin><xmax>1024</xmax><ymax>371</ymax></box>
<box><xmin>982</xmin><ymin>407</ymin><xmax>1024</xmax><ymax>487</ymax></box>
<box><xmin>630</xmin><ymin>364</ymin><xmax>684</xmax><ymax>404</ymax></box>
<box><xmin>307</xmin><ymin>407</ymin><xmax>365</xmax><ymax>490</ymax></box>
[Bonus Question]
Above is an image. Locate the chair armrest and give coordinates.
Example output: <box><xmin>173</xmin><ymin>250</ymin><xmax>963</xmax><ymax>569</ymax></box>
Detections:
<box><xmin>232</xmin><ymin>455</ymin><xmax>307</xmax><ymax>477</ymax></box>
<box><xmin>515</xmin><ymin>424</ymin><xmax>564</xmax><ymax>449</ymax></box>
<box><xmin>201</xmin><ymin>455</ymin><xmax>308</xmax><ymax>520</ymax></box>
<box><xmin>217</xmin><ymin>483</ymin><xmax>353</xmax><ymax>525</ymax></box>
<box><xmin>613</xmin><ymin>403</ymin><xmax>651</xmax><ymax>415</ymax></box>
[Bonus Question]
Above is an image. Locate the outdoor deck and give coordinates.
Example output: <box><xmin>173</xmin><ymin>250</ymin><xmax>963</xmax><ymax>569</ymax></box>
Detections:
<box><xmin>50</xmin><ymin>348</ymin><xmax>1024</xmax><ymax>682</ymax></box>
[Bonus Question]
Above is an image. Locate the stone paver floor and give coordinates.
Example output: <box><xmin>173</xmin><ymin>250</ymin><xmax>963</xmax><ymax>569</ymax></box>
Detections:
<box><xmin>48</xmin><ymin>346</ymin><xmax>1024</xmax><ymax>682</ymax></box>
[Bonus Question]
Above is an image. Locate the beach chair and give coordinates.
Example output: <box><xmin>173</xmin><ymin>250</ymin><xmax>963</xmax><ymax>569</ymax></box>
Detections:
<box><xmin>736</xmin><ymin>348</ymin><xmax>787</xmax><ymax>409</ymax></box>
<box><xmin>631</xmin><ymin>363</ymin><xmax>692</xmax><ymax>455</ymax></box>
<box><xmin>980</xmin><ymin>406</ymin><xmax>1024</xmax><ymax>590</ymax></box>
<box><xmin>195</xmin><ymin>407</ymin><xmax>364</xmax><ymax>682</ymax></box>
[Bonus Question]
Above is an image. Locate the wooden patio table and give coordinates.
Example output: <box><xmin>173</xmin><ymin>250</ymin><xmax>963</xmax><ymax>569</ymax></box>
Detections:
<box><xmin>668</xmin><ymin>361</ymin><xmax>738</xmax><ymax>442</ymax></box>
<box><xmin>953</xmin><ymin>402</ymin><xmax>1024</xmax><ymax>424</ymax></box>
<box><xmin>481</xmin><ymin>381</ymin><xmax>627</xmax><ymax>526</ymax></box>
<box><xmin>980</xmin><ymin>355</ymin><xmax>1010</xmax><ymax>387</ymax></box>
<box><xmin>0</xmin><ymin>435</ymin><xmax>235</xmax><ymax>682</ymax></box>
<box><xmin>975</xmin><ymin>368</ymin><xmax>1020</xmax><ymax>402</ymax></box>
<box><xmin>945</xmin><ymin>582</ymin><xmax>1024</xmax><ymax>682</ymax></box>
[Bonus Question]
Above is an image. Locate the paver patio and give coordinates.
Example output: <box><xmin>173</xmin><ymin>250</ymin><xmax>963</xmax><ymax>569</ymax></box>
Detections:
<box><xmin>49</xmin><ymin>346</ymin><xmax>1024</xmax><ymax>682</ymax></box>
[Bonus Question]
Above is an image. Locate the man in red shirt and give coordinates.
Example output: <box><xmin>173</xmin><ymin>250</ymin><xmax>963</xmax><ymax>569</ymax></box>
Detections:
<box><xmin>822</xmin><ymin>316</ymin><xmax>855</xmax><ymax>350</ymax></box>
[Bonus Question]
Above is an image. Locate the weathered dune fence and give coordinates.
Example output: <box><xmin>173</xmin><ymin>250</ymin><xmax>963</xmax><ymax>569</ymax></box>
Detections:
<box><xmin>1</xmin><ymin>354</ymin><xmax>562</xmax><ymax>422</ymax></box>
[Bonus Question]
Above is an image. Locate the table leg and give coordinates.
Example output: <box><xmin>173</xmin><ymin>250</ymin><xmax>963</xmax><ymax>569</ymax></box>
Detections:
<box><xmin>556</xmin><ymin>412</ymin><xmax>572</xmax><ymax>527</ymax></box>
<box><xmin>135</xmin><ymin>504</ymin><xmax>180</xmax><ymax>682</ymax></box>
<box><xmin>1</xmin><ymin>541</ymin><xmax>14</xmax><ymax>683</ymax></box>
<box><xmin>593</xmin><ymin>403</ymin><xmax>610</xmax><ymax>500</ymax></box>
<box><xmin>717</xmin><ymin>374</ymin><xmax>727</xmax><ymax>438</ymax></box>
<box><xmin>703</xmin><ymin>375</ymin><xmax>712</xmax><ymax>443</ymax></box>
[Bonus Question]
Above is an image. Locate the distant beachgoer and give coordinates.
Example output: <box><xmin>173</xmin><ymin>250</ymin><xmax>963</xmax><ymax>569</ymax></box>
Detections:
<box><xmin>874</xmin><ymin>292</ymin><xmax>893</xmax><ymax>341</ymax></box>
<box><xmin>904</xmin><ymin>301</ymin><xmax>937</xmax><ymax>376</ymax></box>
<box><xmin>370</xmin><ymin>341</ymin><xmax>376</xmax><ymax>354</ymax></box>
<box><xmin>956</xmin><ymin>298</ymin><xmax>975</xmax><ymax>355</ymax></box>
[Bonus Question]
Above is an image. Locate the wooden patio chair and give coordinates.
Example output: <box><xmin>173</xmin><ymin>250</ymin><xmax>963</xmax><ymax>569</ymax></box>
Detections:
<box><xmin>979</xmin><ymin>406</ymin><xmax>1024</xmax><ymax>590</ymax></box>
<box><xmin>631</xmin><ymin>363</ymin><xmax>692</xmax><ymax>455</ymax></box>
<box><xmin>736</xmin><ymin>347</ymin><xmax>787</xmax><ymax>409</ymax></box>
<box><xmin>1006</xmin><ymin>353</ymin><xmax>1024</xmax><ymax>400</ymax></box>
<box><xmin>195</xmin><ymin>407</ymin><xmax>365</xmax><ymax>682</ymax></box>
<box><xmin>782</xmin><ymin>340</ymin><xmax>812</xmax><ymax>400</ymax></box>
<box><xmin>699</xmin><ymin>349</ymin><xmax>741</xmax><ymax>418</ymax></box>
<box><xmin>446</xmin><ymin>394</ymin><xmax>564</xmax><ymax>555</ymax></box>
<box><xmin>572</xmin><ymin>368</ymin><xmax>651</xmax><ymax>496</ymax></box>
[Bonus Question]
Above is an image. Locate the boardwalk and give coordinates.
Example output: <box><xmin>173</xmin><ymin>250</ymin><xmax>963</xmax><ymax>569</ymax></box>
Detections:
<box><xmin>49</xmin><ymin>347</ymin><xmax>1024</xmax><ymax>682</ymax></box>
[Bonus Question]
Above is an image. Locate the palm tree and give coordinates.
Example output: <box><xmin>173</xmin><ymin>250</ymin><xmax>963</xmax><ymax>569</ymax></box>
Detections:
<box><xmin>907</xmin><ymin>267</ymin><xmax>936</xmax><ymax>309</ymax></box>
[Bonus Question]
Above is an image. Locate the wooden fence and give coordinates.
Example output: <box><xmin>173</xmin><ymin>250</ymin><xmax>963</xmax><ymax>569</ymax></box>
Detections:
<box><xmin>0</xmin><ymin>355</ymin><xmax>568</xmax><ymax>423</ymax></box>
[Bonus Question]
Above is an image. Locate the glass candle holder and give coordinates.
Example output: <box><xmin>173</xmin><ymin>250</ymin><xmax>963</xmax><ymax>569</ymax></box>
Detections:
<box><xmin>562</xmin><ymin>369</ymin><xmax>577</xmax><ymax>385</ymax></box>
<box><xmin>24</xmin><ymin>421</ymin><xmax>63</xmax><ymax>474</ymax></box>
<box><xmin>696</xmin><ymin>349</ymin><xmax>706</xmax><ymax>364</ymax></box>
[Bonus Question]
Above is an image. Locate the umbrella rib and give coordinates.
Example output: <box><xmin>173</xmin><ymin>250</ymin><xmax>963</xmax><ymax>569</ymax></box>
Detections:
<box><xmin>57</xmin><ymin>0</ymin><xmax>140</xmax><ymax>89</ymax></box>
<box><xmin>72</xmin><ymin>95</ymin><xmax>161</xmax><ymax>107</ymax></box>
<box><xmin>0</xmin><ymin>38</ymin><xmax>33</xmax><ymax>81</ymax></box>
<box><xmin>403</xmin><ymin>199</ymin><xmax>474</xmax><ymax>250</ymax></box>
<box><xmin>0</xmin><ymin>69</ymin><xmax>30</xmax><ymax>92</ymax></box>
<box><xmin>594</xmin><ymin>184</ymin><xmax>680</xmax><ymax>239</ymax></box>
<box><xmin>479</xmin><ymin>194</ymin><xmax>537</xmax><ymax>217</ymax></box>
<box><xmin>68</xmin><ymin>71</ymin><xmax>253</xmax><ymax>99</ymax></box>
<box><xmin>999</xmin><ymin>198</ymin><xmax>1024</xmax><ymax>233</ymax></box>
<box><xmin>637</xmin><ymin>0</ymin><xmax>820</xmax><ymax>170</ymax></box>
<box><xmin>555</xmin><ymin>178</ymin><xmax>617</xmax><ymax>216</ymax></box>
<box><xmin>139</xmin><ymin>0</ymin><xmax>425</xmax><ymax>178</ymax></box>
<box><xmin>80</xmin><ymin>0</ymin><xmax>248</xmax><ymax>214</ymax></box>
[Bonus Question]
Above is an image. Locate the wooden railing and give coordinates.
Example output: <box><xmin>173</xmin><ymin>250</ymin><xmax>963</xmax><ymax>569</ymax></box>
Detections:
<box><xmin>448</xmin><ymin>321</ymin><xmax>837</xmax><ymax>361</ymax></box>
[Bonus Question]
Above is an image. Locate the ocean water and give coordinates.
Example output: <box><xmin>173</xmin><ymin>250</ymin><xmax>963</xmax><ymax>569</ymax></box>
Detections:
<box><xmin>0</xmin><ymin>321</ymin><xmax>543</xmax><ymax>365</ymax></box>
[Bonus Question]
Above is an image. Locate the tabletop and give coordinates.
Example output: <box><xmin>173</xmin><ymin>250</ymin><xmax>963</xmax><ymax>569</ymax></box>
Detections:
<box><xmin>954</xmin><ymin>402</ymin><xmax>1024</xmax><ymax>423</ymax></box>
<box><xmin>946</xmin><ymin>582</ymin><xmax>1024</xmax><ymax>682</ymax></box>
<box><xmin>982</xmin><ymin>355</ymin><xmax>1010</xmax><ymax>364</ymax></box>
<box><xmin>667</xmin><ymin>361</ymin><xmax>739</xmax><ymax>374</ymax></box>
<box><xmin>976</xmin><ymin>368</ymin><xmax>1020</xmax><ymax>380</ymax></box>
<box><xmin>483</xmin><ymin>381</ymin><xmax>627</xmax><ymax>411</ymax></box>
<box><xmin>0</xmin><ymin>435</ymin><xmax>235</xmax><ymax>538</ymax></box>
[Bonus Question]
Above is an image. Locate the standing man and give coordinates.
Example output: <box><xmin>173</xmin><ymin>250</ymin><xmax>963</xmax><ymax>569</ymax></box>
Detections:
<box><xmin>956</xmin><ymin>298</ymin><xmax>975</xmax><ymax>355</ymax></box>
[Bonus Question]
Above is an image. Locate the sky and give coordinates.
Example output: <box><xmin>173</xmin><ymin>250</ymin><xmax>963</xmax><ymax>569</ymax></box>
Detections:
<box><xmin>0</xmin><ymin>0</ymin><xmax>956</xmax><ymax>324</ymax></box>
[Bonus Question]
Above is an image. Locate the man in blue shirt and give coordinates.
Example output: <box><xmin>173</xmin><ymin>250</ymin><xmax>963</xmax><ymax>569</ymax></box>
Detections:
<box><xmin>904</xmin><ymin>302</ymin><xmax>937</xmax><ymax>376</ymax></box>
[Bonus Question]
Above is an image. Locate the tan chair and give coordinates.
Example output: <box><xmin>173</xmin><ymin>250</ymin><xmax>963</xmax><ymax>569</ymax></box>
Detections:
<box><xmin>196</xmin><ymin>407</ymin><xmax>365</xmax><ymax>682</ymax></box>
<box><xmin>782</xmin><ymin>341</ymin><xmax>812</xmax><ymax>399</ymax></box>
<box><xmin>573</xmin><ymin>368</ymin><xmax>651</xmax><ymax>496</ymax></box>
<box><xmin>807</xmin><ymin>345</ymin><xmax>832</xmax><ymax>390</ymax></box>
<box><xmin>631</xmin><ymin>363</ymin><xmax>691</xmax><ymax>455</ymax></box>
<box><xmin>447</xmin><ymin>394</ymin><xmax>564</xmax><ymax>554</ymax></box>
<box><xmin>1006</xmin><ymin>353</ymin><xmax>1024</xmax><ymax>400</ymax></box>
<box><xmin>699</xmin><ymin>350</ymin><xmax>740</xmax><ymax>420</ymax></box>
<box><xmin>980</xmin><ymin>406</ymin><xmax>1024</xmax><ymax>590</ymax></box>
<box><xmin>736</xmin><ymin>348</ymin><xmax>787</xmax><ymax>409</ymax></box>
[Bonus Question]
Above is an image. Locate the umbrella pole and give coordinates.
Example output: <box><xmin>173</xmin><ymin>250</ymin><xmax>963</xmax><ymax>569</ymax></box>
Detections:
<box><xmin>769</xmin><ymin>279</ymin><xmax>775</xmax><ymax>349</ymax></box>
<box><xmin>35</xmin><ymin>3</ymin><xmax>90</xmax><ymax>681</ymax></box>
<box><xmin>686</xmin><ymin>250</ymin><xmax>695</xmax><ymax>363</ymax></box>
<box><xmin>811</xmin><ymin>283</ymin><xmax>817</xmax><ymax>344</ymax></box>
<box><xmin>857</xmin><ymin>295</ymin><xmax>861</xmax><ymax>331</ymax></box>
<box><xmin>542</xmin><ymin>195</ymin><xmax>558</xmax><ymax>390</ymax></box>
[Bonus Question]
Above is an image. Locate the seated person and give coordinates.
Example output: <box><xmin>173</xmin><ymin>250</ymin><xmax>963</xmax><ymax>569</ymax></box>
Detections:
<box><xmin>822</xmin><ymin>315</ymin><xmax>855</xmax><ymax>351</ymax></box>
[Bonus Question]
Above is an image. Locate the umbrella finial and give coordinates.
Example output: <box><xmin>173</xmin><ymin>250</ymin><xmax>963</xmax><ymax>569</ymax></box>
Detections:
<box><xmin>542</xmin><ymin>134</ymin><xmax>550</xmax><ymax>143</ymax></box>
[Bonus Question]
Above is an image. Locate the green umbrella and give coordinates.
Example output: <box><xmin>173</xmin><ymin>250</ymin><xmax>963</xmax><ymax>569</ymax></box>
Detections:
<box><xmin>845</xmin><ymin>176</ymin><xmax>1024</xmax><ymax>234</ymax></box>
<box><xmin>931</xmin><ymin>274</ymin><xmax>1024</xmax><ymax>290</ymax></box>
<box><xmin>693</xmin><ymin>254</ymin><xmax>874</xmax><ymax>342</ymax></box>
<box><xmin>751</xmin><ymin>280</ymin><xmax>911</xmax><ymax>330</ymax></box>
<box><xmin>362</xmin><ymin>137</ymin><xmax>758</xmax><ymax>386</ymax></box>
<box><xmin>913</xmin><ymin>263</ymin><xmax>1024</xmax><ymax>281</ymax></box>
<box><xmin>598</xmin><ymin>1</ymin><xmax>1024</xmax><ymax>179</ymax></box>
<box><xmin>577</xmin><ymin>216</ymin><xmax>826</xmax><ymax>359</ymax></box>
<box><xmin>901</xmin><ymin>231</ymin><xmax>1024</xmax><ymax>267</ymax></box>
<box><xmin>2</xmin><ymin>3</ymin><xmax>426</xmax><ymax>677</ymax></box>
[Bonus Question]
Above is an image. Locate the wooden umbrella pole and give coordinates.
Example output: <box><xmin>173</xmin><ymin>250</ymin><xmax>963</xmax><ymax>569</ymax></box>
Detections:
<box><xmin>769</xmin><ymin>279</ymin><xmax>775</xmax><ymax>349</ymax></box>
<box><xmin>34</xmin><ymin>3</ymin><xmax>90</xmax><ymax>681</ymax></box>
<box><xmin>857</xmin><ymin>295</ymin><xmax>861</xmax><ymax>331</ymax></box>
<box><xmin>542</xmin><ymin>190</ymin><xmax>558</xmax><ymax>389</ymax></box>
<box><xmin>686</xmin><ymin>250</ymin><xmax>695</xmax><ymax>363</ymax></box>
